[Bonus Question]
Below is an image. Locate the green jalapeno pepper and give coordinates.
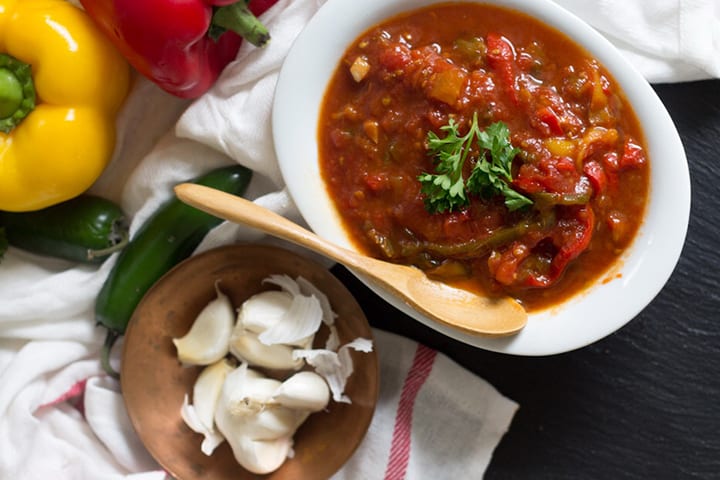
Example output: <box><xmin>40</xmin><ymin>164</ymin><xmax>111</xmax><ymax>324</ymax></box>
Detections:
<box><xmin>95</xmin><ymin>165</ymin><xmax>253</xmax><ymax>377</ymax></box>
<box><xmin>0</xmin><ymin>194</ymin><xmax>128</xmax><ymax>264</ymax></box>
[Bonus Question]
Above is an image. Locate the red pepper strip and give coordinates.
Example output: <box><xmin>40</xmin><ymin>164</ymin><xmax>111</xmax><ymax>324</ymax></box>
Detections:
<box><xmin>536</xmin><ymin>106</ymin><xmax>564</xmax><ymax>136</ymax></box>
<box><xmin>486</xmin><ymin>33</ymin><xmax>519</xmax><ymax>106</ymax></box>
<box><xmin>489</xmin><ymin>206</ymin><xmax>595</xmax><ymax>288</ymax></box>
<box><xmin>525</xmin><ymin>205</ymin><xmax>595</xmax><ymax>288</ymax></box>
<box><xmin>583</xmin><ymin>160</ymin><xmax>607</xmax><ymax>194</ymax></box>
<box><xmin>79</xmin><ymin>0</ymin><xmax>277</xmax><ymax>99</ymax></box>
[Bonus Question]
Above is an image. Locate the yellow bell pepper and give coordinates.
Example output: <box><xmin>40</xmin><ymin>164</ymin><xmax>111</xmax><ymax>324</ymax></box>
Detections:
<box><xmin>0</xmin><ymin>0</ymin><xmax>129</xmax><ymax>212</ymax></box>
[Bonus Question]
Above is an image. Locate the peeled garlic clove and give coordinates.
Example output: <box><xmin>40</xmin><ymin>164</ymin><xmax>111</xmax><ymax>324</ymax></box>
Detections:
<box><xmin>237</xmin><ymin>290</ymin><xmax>293</xmax><ymax>334</ymax></box>
<box><xmin>236</xmin><ymin>436</ymin><xmax>293</xmax><ymax>474</ymax></box>
<box><xmin>193</xmin><ymin>359</ymin><xmax>234</xmax><ymax>432</ymax></box>
<box><xmin>180</xmin><ymin>395</ymin><xmax>225</xmax><ymax>456</ymax></box>
<box><xmin>173</xmin><ymin>285</ymin><xmax>235</xmax><ymax>365</ymax></box>
<box><xmin>230</xmin><ymin>330</ymin><xmax>304</xmax><ymax>370</ymax></box>
<box><xmin>272</xmin><ymin>371</ymin><xmax>330</xmax><ymax>412</ymax></box>
<box><xmin>229</xmin><ymin>433</ymin><xmax>292</xmax><ymax>475</ymax></box>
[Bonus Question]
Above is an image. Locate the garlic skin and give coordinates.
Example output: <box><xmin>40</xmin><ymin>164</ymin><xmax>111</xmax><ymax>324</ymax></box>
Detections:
<box><xmin>173</xmin><ymin>285</ymin><xmax>235</xmax><ymax>365</ymax></box>
<box><xmin>229</xmin><ymin>330</ymin><xmax>304</xmax><ymax>370</ymax></box>
<box><xmin>294</xmin><ymin>337</ymin><xmax>373</xmax><ymax>404</ymax></box>
<box><xmin>237</xmin><ymin>290</ymin><xmax>293</xmax><ymax>335</ymax></box>
<box><xmin>272</xmin><ymin>371</ymin><xmax>330</xmax><ymax>412</ymax></box>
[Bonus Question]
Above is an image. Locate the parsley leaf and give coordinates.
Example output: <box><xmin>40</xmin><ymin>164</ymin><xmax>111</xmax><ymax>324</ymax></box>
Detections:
<box><xmin>418</xmin><ymin>113</ymin><xmax>532</xmax><ymax>213</ymax></box>
<box><xmin>467</xmin><ymin>121</ymin><xmax>533</xmax><ymax>211</ymax></box>
<box><xmin>418</xmin><ymin>116</ymin><xmax>478</xmax><ymax>213</ymax></box>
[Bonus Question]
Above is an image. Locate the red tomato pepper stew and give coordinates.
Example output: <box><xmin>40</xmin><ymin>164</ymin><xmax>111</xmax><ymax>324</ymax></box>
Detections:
<box><xmin>318</xmin><ymin>3</ymin><xmax>649</xmax><ymax>311</ymax></box>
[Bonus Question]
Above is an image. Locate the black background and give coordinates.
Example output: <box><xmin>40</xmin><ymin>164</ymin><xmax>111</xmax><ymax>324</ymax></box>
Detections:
<box><xmin>331</xmin><ymin>79</ymin><xmax>720</xmax><ymax>479</ymax></box>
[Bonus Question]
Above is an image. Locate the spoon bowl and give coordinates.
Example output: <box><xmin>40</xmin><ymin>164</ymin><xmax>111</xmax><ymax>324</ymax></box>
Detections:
<box><xmin>174</xmin><ymin>183</ymin><xmax>527</xmax><ymax>337</ymax></box>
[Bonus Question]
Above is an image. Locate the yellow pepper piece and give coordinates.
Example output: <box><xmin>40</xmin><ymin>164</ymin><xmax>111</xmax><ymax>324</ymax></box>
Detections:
<box><xmin>0</xmin><ymin>0</ymin><xmax>130</xmax><ymax>212</ymax></box>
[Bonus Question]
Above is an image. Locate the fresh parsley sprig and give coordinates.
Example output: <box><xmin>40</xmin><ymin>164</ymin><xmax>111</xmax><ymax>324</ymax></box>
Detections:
<box><xmin>418</xmin><ymin>113</ymin><xmax>532</xmax><ymax>213</ymax></box>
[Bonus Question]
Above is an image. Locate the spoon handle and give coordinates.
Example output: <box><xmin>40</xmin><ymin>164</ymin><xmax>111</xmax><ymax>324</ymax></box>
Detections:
<box><xmin>174</xmin><ymin>183</ymin><xmax>364</xmax><ymax>269</ymax></box>
<box><xmin>174</xmin><ymin>182</ymin><xmax>527</xmax><ymax>337</ymax></box>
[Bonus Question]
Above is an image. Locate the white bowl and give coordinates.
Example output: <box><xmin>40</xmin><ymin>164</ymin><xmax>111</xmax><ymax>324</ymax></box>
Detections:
<box><xmin>272</xmin><ymin>0</ymin><xmax>690</xmax><ymax>356</ymax></box>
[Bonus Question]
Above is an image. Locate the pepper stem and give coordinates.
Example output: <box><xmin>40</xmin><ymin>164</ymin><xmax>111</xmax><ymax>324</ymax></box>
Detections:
<box><xmin>101</xmin><ymin>330</ymin><xmax>121</xmax><ymax>379</ymax></box>
<box><xmin>211</xmin><ymin>2</ymin><xmax>271</xmax><ymax>48</ymax></box>
<box><xmin>0</xmin><ymin>54</ymin><xmax>36</xmax><ymax>134</ymax></box>
<box><xmin>87</xmin><ymin>228</ymin><xmax>129</xmax><ymax>262</ymax></box>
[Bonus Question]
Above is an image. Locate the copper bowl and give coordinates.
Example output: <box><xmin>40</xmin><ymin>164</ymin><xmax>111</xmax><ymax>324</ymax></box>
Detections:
<box><xmin>121</xmin><ymin>244</ymin><xmax>379</xmax><ymax>479</ymax></box>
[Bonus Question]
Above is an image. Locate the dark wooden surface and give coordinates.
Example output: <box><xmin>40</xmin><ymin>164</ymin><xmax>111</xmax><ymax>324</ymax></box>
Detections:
<box><xmin>331</xmin><ymin>79</ymin><xmax>720</xmax><ymax>479</ymax></box>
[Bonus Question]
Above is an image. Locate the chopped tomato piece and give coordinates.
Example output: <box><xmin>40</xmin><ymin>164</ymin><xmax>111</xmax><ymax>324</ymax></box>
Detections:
<box><xmin>619</xmin><ymin>139</ymin><xmax>646</xmax><ymax>169</ymax></box>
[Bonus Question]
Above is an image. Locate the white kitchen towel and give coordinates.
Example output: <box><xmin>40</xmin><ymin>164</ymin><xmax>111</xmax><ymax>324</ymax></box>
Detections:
<box><xmin>334</xmin><ymin>329</ymin><xmax>518</xmax><ymax>480</ymax></box>
<box><xmin>0</xmin><ymin>0</ymin><xmax>718</xmax><ymax>479</ymax></box>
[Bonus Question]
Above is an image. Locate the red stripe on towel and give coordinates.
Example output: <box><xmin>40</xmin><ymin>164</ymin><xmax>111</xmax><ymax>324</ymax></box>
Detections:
<box><xmin>384</xmin><ymin>344</ymin><xmax>437</xmax><ymax>480</ymax></box>
<box><xmin>37</xmin><ymin>378</ymin><xmax>88</xmax><ymax>417</ymax></box>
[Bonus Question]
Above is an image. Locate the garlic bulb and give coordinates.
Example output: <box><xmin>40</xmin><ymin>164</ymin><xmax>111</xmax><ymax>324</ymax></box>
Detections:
<box><xmin>236</xmin><ymin>406</ymin><xmax>306</xmax><ymax>441</ymax></box>
<box><xmin>272</xmin><ymin>371</ymin><xmax>330</xmax><ymax>412</ymax></box>
<box><xmin>173</xmin><ymin>285</ymin><xmax>234</xmax><ymax>365</ymax></box>
<box><xmin>215</xmin><ymin>364</ymin><xmax>298</xmax><ymax>473</ymax></box>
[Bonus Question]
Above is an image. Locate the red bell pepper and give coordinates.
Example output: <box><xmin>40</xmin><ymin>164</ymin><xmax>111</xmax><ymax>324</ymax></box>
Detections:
<box><xmin>79</xmin><ymin>0</ymin><xmax>278</xmax><ymax>98</ymax></box>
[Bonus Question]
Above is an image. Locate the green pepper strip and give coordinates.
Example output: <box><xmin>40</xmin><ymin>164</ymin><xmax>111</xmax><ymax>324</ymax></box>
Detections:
<box><xmin>399</xmin><ymin>219</ymin><xmax>541</xmax><ymax>260</ymax></box>
<box><xmin>366</xmin><ymin>212</ymin><xmax>551</xmax><ymax>263</ymax></box>
<box><xmin>0</xmin><ymin>54</ymin><xmax>36</xmax><ymax>134</ymax></box>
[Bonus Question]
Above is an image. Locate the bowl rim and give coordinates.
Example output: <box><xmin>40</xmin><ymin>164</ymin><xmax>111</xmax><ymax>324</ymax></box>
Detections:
<box><xmin>272</xmin><ymin>0</ymin><xmax>691</xmax><ymax>356</ymax></box>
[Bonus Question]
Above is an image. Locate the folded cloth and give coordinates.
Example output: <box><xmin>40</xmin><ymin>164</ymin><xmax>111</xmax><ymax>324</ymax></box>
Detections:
<box><xmin>555</xmin><ymin>0</ymin><xmax>720</xmax><ymax>82</ymax></box>
<box><xmin>0</xmin><ymin>0</ymin><xmax>718</xmax><ymax>478</ymax></box>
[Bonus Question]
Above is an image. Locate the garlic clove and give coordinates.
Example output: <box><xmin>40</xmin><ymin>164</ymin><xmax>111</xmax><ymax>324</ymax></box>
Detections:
<box><xmin>229</xmin><ymin>330</ymin><xmax>304</xmax><ymax>370</ymax></box>
<box><xmin>272</xmin><ymin>371</ymin><xmax>330</xmax><ymax>412</ymax></box>
<box><xmin>173</xmin><ymin>284</ymin><xmax>235</xmax><ymax>365</ymax></box>
<box><xmin>230</xmin><ymin>434</ymin><xmax>293</xmax><ymax>475</ymax></box>
<box><xmin>239</xmin><ymin>406</ymin><xmax>306</xmax><ymax>441</ymax></box>
<box><xmin>215</xmin><ymin>366</ymin><xmax>294</xmax><ymax>474</ymax></box>
<box><xmin>236</xmin><ymin>290</ymin><xmax>293</xmax><ymax>334</ymax></box>
<box><xmin>192</xmin><ymin>358</ymin><xmax>234</xmax><ymax>432</ymax></box>
<box><xmin>221</xmin><ymin>363</ymin><xmax>281</xmax><ymax>410</ymax></box>
<box><xmin>180</xmin><ymin>395</ymin><xmax>225</xmax><ymax>456</ymax></box>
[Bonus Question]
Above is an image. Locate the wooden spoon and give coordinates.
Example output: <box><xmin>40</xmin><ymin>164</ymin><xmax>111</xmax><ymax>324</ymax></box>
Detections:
<box><xmin>174</xmin><ymin>183</ymin><xmax>527</xmax><ymax>337</ymax></box>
